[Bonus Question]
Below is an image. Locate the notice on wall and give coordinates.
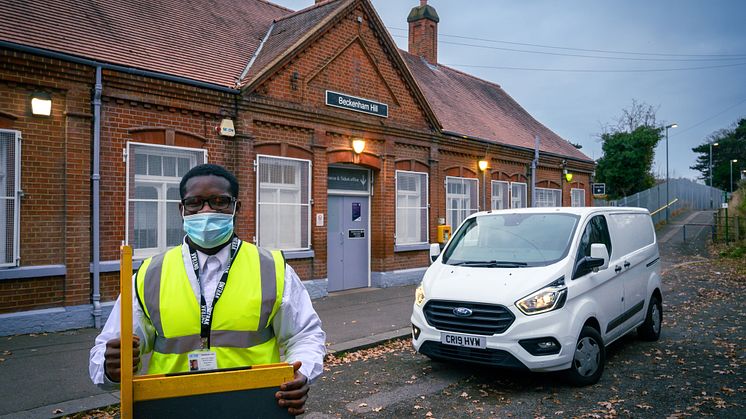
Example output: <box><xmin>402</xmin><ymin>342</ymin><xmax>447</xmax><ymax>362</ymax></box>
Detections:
<box><xmin>316</xmin><ymin>213</ymin><xmax>324</xmax><ymax>227</ymax></box>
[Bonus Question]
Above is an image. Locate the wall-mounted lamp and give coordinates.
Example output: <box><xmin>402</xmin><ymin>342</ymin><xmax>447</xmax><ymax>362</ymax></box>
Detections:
<box><xmin>478</xmin><ymin>160</ymin><xmax>488</xmax><ymax>171</ymax></box>
<box><xmin>31</xmin><ymin>92</ymin><xmax>52</xmax><ymax>116</ymax></box>
<box><xmin>563</xmin><ymin>168</ymin><xmax>573</xmax><ymax>183</ymax></box>
<box><xmin>352</xmin><ymin>138</ymin><xmax>366</xmax><ymax>154</ymax></box>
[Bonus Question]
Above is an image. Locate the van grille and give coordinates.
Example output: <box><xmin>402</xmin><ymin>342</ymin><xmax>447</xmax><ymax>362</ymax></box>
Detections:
<box><xmin>419</xmin><ymin>341</ymin><xmax>527</xmax><ymax>370</ymax></box>
<box><xmin>423</xmin><ymin>300</ymin><xmax>515</xmax><ymax>335</ymax></box>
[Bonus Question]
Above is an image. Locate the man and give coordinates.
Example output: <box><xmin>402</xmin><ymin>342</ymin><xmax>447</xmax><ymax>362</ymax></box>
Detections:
<box><xmin>90</xmin><ymin>164</ymin><xmax>326</xmax><ymax>416</ymax></box>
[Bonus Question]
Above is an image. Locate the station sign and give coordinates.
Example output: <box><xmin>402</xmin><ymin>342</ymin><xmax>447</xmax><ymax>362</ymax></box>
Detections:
<box><xmin>325</xmin><ymin>90</ymin><xmax>388</xmax><ymax>118</ymax></box>
<box><xmin>592</xmin><ymin>183</ymin><xmax>606</xmax><ymax>196</ymax></box>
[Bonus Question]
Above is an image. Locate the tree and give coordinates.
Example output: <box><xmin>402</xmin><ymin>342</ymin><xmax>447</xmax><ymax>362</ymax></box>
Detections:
<box><xmin>595</xmin><ymin>126</ymin><xmax>661</xmax><ymax>199</ymax></box>
<box><xmin>595</xmin><ymin>100</ymin><xmax>662</xmax><ymax>199</ymax></box>
<box><xmin>690</xmin><ymin>118</ymin><xmax>746</xmax><ymax>190</ymax></box>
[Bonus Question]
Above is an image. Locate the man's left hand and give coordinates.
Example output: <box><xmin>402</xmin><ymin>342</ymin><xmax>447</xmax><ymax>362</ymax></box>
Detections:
<box><xmin>276</xmin><ymin>361</ymin><xmax>309</xmax><ymax>416</ymax></box>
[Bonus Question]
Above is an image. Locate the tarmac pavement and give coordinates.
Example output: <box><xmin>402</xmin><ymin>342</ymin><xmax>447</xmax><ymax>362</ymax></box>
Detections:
<box><xmin>0</xmin><ymin>208</ymin><xmax>712</xmax><ymax>418</ymax></box>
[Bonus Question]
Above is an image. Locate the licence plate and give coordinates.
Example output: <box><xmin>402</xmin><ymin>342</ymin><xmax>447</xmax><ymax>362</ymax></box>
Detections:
<box><xmin>440</xmin><ymin>332</ymin><xmax>486</xmax><ymax>349</ymax></box>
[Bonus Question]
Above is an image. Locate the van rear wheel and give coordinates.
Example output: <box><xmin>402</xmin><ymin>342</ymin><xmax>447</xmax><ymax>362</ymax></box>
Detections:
<box><xmin>637</xmin><ymin>295</ymin><xmax>662</xmax><ymax>341</ymax></box>
<box><xmin>564</xmin><ymin>326</ymin><xmax>605</xmax><ymax>386</ymax></box>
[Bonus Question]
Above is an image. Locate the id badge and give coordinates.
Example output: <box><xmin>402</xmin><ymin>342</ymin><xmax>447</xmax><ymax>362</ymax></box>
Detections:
<box><xmin>187</xmin><ymin>350</ymin><xmax>218</xmax><ymax>371</ymax></box>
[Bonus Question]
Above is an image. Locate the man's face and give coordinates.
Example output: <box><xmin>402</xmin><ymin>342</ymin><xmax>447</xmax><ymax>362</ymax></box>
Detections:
<box><xmin>179</xmin><ymin>175</ymin><xmax>240</xmax><ymax>216</ymax></box>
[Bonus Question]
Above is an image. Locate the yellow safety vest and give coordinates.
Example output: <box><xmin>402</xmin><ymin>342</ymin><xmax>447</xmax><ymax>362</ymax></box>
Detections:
<box><xmin>135</xmin><ymin>241</ymin><xmax>285</xmax><ymax>374</ymax></box>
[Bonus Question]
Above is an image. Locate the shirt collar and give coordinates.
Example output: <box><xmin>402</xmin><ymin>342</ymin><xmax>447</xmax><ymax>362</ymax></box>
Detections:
<box><xmin>181</xmin><ymin>237</ymin><xmax>232</xmax><ymax>272</ymax></box>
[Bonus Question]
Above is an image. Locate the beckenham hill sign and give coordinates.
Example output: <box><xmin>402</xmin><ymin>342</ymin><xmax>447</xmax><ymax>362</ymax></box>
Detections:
<box><xmin>326</xmin><ymin>90</ymin><xmax>388</xmax><ymax>118</ymax></box>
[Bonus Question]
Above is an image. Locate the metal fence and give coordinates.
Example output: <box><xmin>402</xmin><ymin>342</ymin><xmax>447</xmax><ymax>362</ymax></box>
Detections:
<box><xmin>593</xmin><ymin>178</ymin><xmax>724</xmax><ymax>226</ymax></box>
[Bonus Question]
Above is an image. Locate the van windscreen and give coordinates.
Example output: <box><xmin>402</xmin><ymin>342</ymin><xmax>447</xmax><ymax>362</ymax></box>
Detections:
<box><xmin>442</xmin><ymin>213</ymin><xmax>580</xmax><ymax>267</ymax></box>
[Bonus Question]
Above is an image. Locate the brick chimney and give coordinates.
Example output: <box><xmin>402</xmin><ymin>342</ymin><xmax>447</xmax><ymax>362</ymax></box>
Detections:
<box><xmin>407</xmin><ymin>0</ymin><xmax>440</xmax><ymax>63</ymax></box>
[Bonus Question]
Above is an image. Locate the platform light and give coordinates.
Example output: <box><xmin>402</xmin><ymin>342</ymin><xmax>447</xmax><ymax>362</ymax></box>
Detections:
<box><xmin>31</xmin><ymin>92</ymin><xmax>52</xmax><ymax>116</ymax></box>
<box><xmin>478</xmin><ymin>160</ymin><xmax>488</xmax><ymax>171</ymax></box>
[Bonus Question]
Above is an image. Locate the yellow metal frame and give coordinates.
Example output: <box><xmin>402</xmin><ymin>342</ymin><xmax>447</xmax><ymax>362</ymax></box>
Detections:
<box><xmin>119</xmin><ymin>245</ymin><xmax>294</xmax><ymax>418</ymax></box>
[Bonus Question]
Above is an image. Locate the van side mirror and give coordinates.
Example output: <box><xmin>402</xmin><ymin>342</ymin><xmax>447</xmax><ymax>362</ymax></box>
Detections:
<box><xmin>589</xmin><ymin>243</ymin><xmax>609</xmax><ymax>270</ymax></box>
<box><xmin>573</xmin><ymin>244</ymin><xmax>609</xmax><ymax>279</ymax></box>
<box><xmin>429</xmin><ymin>243</ymin><xmax>441</xmax><ymax>264</ymax></box>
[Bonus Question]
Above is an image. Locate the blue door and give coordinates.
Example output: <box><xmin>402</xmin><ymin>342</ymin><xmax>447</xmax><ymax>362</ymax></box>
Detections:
<box><xmin>327</xmin><ymin>195</ymin><xmax>369</xmax><ymax>291</ymax></box>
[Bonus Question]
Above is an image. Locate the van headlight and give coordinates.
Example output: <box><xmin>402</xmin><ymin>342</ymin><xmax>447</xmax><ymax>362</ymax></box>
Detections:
<box><xmin>515</xmin><ymin>277</ymin><xmax>567</xmax><ymax>315</ymax></box>
<box><xmin>415</xmin><ymin>284</ymin><xmax>426</xmax><ymax>306</ymax></box>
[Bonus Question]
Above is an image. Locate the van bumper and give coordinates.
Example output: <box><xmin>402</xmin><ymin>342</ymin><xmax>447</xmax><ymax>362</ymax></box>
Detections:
<box><xmin>411</xmin><ymin>305</ymin><xmax>577</xmax><ymax>372</ymax></box>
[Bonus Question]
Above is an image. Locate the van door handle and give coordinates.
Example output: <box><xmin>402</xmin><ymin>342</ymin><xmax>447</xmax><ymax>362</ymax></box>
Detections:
<box><xmin>614</xmin><ymin>265</ymin><xmax>622</xmax><ymax>273</ymax></box>
<box><xmin>624</xmin><ymin>261</ymin><xmax>631</xmax><ymax>268</ymax></box>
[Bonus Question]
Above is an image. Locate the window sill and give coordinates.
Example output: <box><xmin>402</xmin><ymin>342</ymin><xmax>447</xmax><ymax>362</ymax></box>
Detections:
<box><xmin>0</xmin><ymin>264</ymin><xmax>66</xmax><ymax>280</ymax></box>
<box><xmin>394</xmin><ymin>243</ymin><xmax>430</xmax><ymax>252</ymax></box>
<box><xmin>283</xmin><ymin>250</ymin><xmax>315</xmax><ymax>260</ymax></box>
<box><xmin>91</xmin><ymin>260</ymin><xmax>144</xmax><ymax>273</ymax></box>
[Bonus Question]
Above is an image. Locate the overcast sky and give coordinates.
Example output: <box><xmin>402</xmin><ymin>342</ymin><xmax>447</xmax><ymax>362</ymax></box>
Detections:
<box><xmin>273</xmin><ymin>0</ymin><xmax>746</xmax><ymax>181</ymax></box>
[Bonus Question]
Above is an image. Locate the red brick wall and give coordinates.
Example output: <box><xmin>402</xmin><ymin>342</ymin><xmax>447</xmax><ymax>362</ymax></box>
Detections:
<box><xmin>0</xmin><ymin>9</ymin><xmax>594</xmax><ymax>315</ymax></box>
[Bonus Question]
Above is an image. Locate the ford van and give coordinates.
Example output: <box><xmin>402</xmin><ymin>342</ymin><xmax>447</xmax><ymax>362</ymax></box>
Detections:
<box><xmin>411</xmin><ymin>207</ymin><xmax>662</xmax><ymax>385</ymax></box>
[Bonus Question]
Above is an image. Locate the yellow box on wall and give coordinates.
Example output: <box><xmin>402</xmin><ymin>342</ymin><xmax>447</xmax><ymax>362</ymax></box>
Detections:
<box><xmin>437</xmin><ymin>225</ymin><xmax>452</xmax><ymax>243</ymax></box>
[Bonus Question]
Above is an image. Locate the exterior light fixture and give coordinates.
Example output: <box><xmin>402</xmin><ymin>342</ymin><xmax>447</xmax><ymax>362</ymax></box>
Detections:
<box><xmin>563</xmin><ymin>169</ymin><xmax>573</xmax><ymax>183</ymax></box>
<box><xmin>478</xmin><ymin>160</ymin><xmax>488</xmax><ymax>171</ymax></box>
<box><xmin>31</xmin><ymin>92</ymin><xmax>52</xmax><ymax>116</ymax></box>
<box><xmin>351</xmin><ymin>138</ymin><xmax>366</xmax><ymax>154</ymax></box>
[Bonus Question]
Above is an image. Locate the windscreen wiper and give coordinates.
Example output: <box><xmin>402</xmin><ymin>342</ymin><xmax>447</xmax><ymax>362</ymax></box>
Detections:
<box><xmin>450</xmin><ymin>260</ymin><xmax>528</xmax><ymax>267</ymax></box>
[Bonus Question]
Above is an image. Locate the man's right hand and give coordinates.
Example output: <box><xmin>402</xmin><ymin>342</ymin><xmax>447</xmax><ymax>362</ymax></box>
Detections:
<box><xmin>104</xmin><ymin>335</ymin><xmax>140</xmax><ymax>383</ymax></box>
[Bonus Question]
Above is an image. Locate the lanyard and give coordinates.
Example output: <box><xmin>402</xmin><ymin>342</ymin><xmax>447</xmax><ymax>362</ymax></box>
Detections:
<box><xmin>188</xmin><ymin>236</ymin><xmax>241</xmax><ymax>349</ymax></box>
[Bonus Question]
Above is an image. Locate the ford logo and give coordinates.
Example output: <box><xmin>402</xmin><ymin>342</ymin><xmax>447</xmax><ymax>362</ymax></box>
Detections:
<box><xmin>453</xmin><ymin>307</ymin><xmax>473</xmax><ymax>317</ymax></box>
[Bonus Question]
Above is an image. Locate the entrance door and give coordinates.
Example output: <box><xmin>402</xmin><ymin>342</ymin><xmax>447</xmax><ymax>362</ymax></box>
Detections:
<box><xmin>327</xmin><ymin>195</ymin><xmax>369</xmax><ymax>292</ymax></box>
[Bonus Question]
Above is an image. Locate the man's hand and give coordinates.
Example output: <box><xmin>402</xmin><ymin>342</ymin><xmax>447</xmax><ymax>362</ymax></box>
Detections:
<box><xmin>103</xmin><ymin>335</ymin><xmax>140</xmax><ymax>382</ymax></box>
<box><xmin>276</xmin><ymin>361</ymin><xmax>309</xmax><ymax>416</ymax></box>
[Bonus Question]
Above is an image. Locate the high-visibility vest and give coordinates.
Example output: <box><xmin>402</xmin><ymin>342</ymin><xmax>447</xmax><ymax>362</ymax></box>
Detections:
<box><xmin>135</xmin><ymin>241</ymin><xmax>285</xmax><ymax>374</ymax></box>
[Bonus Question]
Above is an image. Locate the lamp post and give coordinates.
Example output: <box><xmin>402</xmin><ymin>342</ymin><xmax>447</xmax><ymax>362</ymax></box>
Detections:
<box><xmin>664</xmin><ymin>123</ymin><xmax>677</xmax><ymax>224</ymax></box>
<box><xmin>730</xmin><ymin>159</ymin><xmax>738</xmax><ymax>193</ymax></box>
<box><xmin>709</xmin><ymin>142</ymin><xmax>718</xmax><ymax>187</ymax></box>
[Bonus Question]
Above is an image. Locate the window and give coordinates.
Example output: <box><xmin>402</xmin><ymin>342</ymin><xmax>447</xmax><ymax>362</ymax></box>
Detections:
<box><xmin>535</xmin><ymin>187</ymin><xmax>561</xmax><ymax>207</ymax></box>
<box><xmin>491</xmin><ymin>180</ymin><xmax>509</xmax><ymax>210</ymax></box>
<box><xmin>571</xmin><ymin>188</ymin><xmax>585</xmax><ymax>207</ymax></box>
<box><xmin>510</xmin><ymin>182</ymin><xmax>527</xmax><ymax>208</ymax></box>
<box><xmin>257</xmin><ymin>155</ymin><xmax>311</xmax><ymax>251</ymax></box>
<box><xmin>126</xmin><ymin>143</ymin><xmax>205</xmax><ymax>258</ymax></box>
<box><xmin>396</xmin><ymin>171</ymin><xmax>428</xmax><ymax>245</ymax></box>
<box><xmin>446</xmin><ymin>176</ymin><xmax>478</xmax><ymax>229</ymax></box>
<box><xmin>0</xmin><ymin>129</ymin><xmax>21</xmax><ymax>268</ymax></box>
<box><xmin>575</xmin><ymin>215</ymin><xmax>612</xmax><ymax>266</ymax></box>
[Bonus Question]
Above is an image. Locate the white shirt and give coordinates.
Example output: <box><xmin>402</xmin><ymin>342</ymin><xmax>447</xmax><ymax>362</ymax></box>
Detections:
<box><xmin>89</xmin><ymin>240</ymin><xmax>326</xmax><ymax>388</ymax></box>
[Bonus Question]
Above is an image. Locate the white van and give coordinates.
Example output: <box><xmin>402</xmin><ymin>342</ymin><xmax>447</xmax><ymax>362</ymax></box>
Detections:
<box><xmin>411</xmin><ymin>207</ymin><xmax>662</xmax><ymax>385</ymax></box>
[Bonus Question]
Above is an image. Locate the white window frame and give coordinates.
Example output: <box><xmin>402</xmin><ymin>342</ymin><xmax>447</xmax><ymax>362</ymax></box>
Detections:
<box><xmin>125</xmin><ymin>142</ymin><xmax>206</xmax><ymax>259</ymax></box>
<box><xmin>445</xmin><ymin>176</ymin><xmax>478</xmax><ymax>229</ymax></box>
<box><xmin>395</xmin><ymin>170</ymin><xmax>429</xmax><ymax>245</ymax></box>
<box><xmin>256</xmin><ymin>154</ymin><xmax>312</xmax><ymax>251</ymax></box>
<box><xmin>534</xmin><ymin>187</ymin><xmax>562</xmax><ymax>207</ymax></box>
<box><xmin>510</xmin><ymin>182</ymin><xmax>527</xmax><ymax>208</ymax></box>
<box><xmin>571</xmin><ymin>188</ymin><xmax>586</xmax><ymax>207</ymax></box>
<box><xmin>0</xmin><ymin>129</ymin><xmax>21</xmax><ymax>268</ymax></box>
<box><xmin>491</xmin><ymin>180</ymin><xmax>510</xmax><ymax>210</ymax></box>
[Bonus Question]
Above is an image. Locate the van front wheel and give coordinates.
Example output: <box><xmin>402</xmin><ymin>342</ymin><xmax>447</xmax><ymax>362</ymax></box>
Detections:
<box><xmin>564</xmin><ymin>326</ymin><xmax>605</xmax><ymax>386</ymax></box>
<box><xmin>637</xmin><ymin>295</ymin><xmax>662</xmax><ymax>341</ymax></box>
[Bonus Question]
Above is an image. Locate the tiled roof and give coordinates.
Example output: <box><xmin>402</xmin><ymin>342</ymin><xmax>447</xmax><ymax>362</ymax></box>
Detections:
<box><xmin>0</xmin><ymin>0</ymin><xmax>291</xmax><ymax>88</ymax></box>
<box><xmin>241</xmin><ymin>0</ymin><xmax>351</xmax><ymax>86</ymax></box>
<box><xmin>401</xmin><ymin>51</ymin><xmax>592</xmax><ymax>162</ymax></box>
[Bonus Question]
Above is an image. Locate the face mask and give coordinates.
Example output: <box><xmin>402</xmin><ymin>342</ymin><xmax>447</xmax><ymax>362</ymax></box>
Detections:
<box><xmin>182</xmin><ymin>211</ymin><xmax>234</xmax><ymax>249</ymax></box>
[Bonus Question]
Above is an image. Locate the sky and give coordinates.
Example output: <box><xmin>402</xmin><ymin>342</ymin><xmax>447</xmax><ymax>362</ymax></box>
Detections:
<box><xmin>272</xmin><ymin>0</ymin><xmax>746</xmax><ymax>181</ymax></box>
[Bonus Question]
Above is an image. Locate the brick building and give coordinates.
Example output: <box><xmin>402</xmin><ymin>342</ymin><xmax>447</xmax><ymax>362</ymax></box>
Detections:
<box><xmin>0</xmin><ymin>0</ymin><xmax>594</xmax><ymax>335</ymax></box>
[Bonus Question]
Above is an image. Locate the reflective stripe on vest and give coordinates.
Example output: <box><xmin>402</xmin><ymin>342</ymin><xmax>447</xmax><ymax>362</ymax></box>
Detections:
<box><xmin>135</xmin><ymin>242</ymin><xmax>284</xmax><ymax>372</ymax></box>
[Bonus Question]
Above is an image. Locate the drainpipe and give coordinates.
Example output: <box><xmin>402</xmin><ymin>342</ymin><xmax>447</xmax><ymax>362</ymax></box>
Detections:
<box><xmin>531</xmin><ymin>135</ymin><xmax>540</xmax><ymax>207</ymax></box>
<box><xmin>92</xmin><ymin>66</ymin><xmax>102</xmax><ymax>327</ymax></box>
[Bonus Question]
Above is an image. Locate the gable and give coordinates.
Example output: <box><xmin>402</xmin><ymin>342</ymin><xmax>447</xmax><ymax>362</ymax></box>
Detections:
<box><xmin>247</xmin><ymin>1</ymin><xmax>437</xmax><ymax>131</ymax></box>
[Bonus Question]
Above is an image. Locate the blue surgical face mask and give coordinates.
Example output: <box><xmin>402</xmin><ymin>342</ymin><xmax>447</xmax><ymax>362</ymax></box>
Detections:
<box><xmin>182</xmin><ymin>210</ymin><xmax>235</xmax><ymax>249</ymax></box>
